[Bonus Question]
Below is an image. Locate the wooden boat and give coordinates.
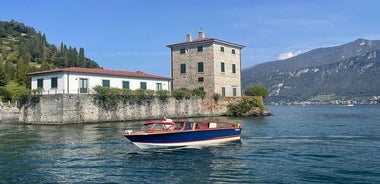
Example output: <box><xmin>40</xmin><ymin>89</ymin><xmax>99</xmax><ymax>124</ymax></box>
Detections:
<box><xmin>123</xmin><ymin>121</ymin><xmax>242</xmax><ymax>149</ymax></box>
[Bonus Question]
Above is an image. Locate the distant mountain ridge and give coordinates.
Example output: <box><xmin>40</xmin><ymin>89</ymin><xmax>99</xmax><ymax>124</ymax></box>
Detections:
<box><xmin>242</xmin><ymin>39</ymin><xmax>380</xmax><ymax>104</ymax></box>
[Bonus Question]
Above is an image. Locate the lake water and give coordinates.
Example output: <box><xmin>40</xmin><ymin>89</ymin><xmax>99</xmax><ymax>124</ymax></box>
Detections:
<box><xmin>1</xmin><ymin>105</ymin><xmax>379</xmax><ymax>183</ymax></box>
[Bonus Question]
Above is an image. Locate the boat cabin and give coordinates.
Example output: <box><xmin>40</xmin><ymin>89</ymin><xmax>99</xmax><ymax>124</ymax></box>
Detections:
<box><xmin>140</xmin><ymin>121</ymin><xmax>238</xmax><ymax>132</ymax></box>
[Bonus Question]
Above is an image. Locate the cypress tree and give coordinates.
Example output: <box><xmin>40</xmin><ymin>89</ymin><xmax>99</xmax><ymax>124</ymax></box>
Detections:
<box><xmin>78</xmin><ymin>48</ymin><xmax>85</xmax><ymax>67</ymax></box>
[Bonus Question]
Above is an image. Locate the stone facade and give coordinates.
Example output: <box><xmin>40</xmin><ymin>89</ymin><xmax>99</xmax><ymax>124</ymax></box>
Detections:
<box><xmin>167</xmin><ymin>31</ymin><xmax>244</xmax><ymax>97</ymax></box>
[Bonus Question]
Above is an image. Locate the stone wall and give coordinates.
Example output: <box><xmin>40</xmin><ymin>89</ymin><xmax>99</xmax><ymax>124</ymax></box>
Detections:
<box><xmin>19</xmin><ymin>94</ymin><xmax>229</xmax><ymax>124</ymax></box>
<box><xmin>0</xmin><ymin>101</ymin><xmax>19</xmax><ymax>123</ymax></box>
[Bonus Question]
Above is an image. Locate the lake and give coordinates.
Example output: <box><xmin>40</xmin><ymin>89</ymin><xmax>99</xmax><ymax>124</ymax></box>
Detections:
<box><xmin>1</xmin><ymin>105</ymin><xmax>379</xmax><ymax>183</ymax></box>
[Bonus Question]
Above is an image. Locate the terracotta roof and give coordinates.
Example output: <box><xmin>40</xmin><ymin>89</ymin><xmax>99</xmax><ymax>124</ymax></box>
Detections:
<box><xmin>28</xmin><ymin>67</ymin><xmax>171</xmax><ymax>80</ymax></box>
<box><xmin>167</xmin><ymin>37</ymin><xmax>244</xmax><ymax>48</ymax></box>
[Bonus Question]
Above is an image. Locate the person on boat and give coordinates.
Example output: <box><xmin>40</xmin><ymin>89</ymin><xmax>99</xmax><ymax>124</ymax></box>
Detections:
<box><xmin>162</xmin><ymin>116</ymin><xmax>173</xmax><ymax>122</ymax></box>
<box><xmin>162</xmin><ymin>116</ymin><xmax>173</xmax><ymax>130</ymax></box>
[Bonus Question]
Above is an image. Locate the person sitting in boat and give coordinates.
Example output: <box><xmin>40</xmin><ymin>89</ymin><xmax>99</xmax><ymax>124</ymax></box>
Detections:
<box><xmin>162</xmin><ymin>116</ymin><xmax>173</xmax><ymax>130</ymax></box>
<box><xmin>162</xmin><ymin>116</ymin><xmax>173</xmax><ymax>122</ymax></box>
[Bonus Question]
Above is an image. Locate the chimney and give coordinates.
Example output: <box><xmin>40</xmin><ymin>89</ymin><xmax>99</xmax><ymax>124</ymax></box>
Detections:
<box><xmin>186</xmin><ymin>33</ymin><xmax>192</xmax><ymax>42</ymax></box>
<box><xmin>198</xmin><ymin>31</ymin><xmax>205</xmax><ymax>39</ymax></box>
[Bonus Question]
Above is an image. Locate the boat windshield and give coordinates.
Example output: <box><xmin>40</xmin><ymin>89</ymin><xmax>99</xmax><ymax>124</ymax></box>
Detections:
<box><xmin>141</xmin><ymin>124</ymin><xmax>154</xmax><ymax>131</ymax></box>
<box><xmin>141</xmin><ymin>122</ymin><xmax>175</xmax><ymax>131</ymax></box>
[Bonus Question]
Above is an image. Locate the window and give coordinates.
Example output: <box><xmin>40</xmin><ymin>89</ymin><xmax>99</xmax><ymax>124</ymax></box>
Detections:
<box><xmin>222</xmin><ymin>87</ymin><xmax>226</xmax><ymax>97</ymax></box>
<box><xmin>102</xmin><ymin>80</ymin><xmax>110</xmax><ymax>87</ymax></box>
<box><xmin>198</xmin><ymin>62</ymin><xmax>204</xmax><ymax>72</ymax></box>
<box><xmin>122</xmin><ymin>81</ymin><xmax>130</xmax><ymax>89</ymax></box>
<box><xmin>180</xmin><ymin>63</ymin><xmax>186</xmax><ymax>73</ymax></box>
<box><xmin>232</xmin><ymin>64</ymin><xmax>236</xmax><ymax>73</ymax></box>
<box><xmin>220</xmin><ymin>46</ymin><xmax>224</xmax><ymax>52</ymax></box>
<box><xmin>221</xmin><ymin>62</ymin><xmax>225</xmax><ymax>72</ymax></box>
<box><xmin>180</xmin><ymin>48</ymin><xmax>186</xmax><ymax>54</ymax></box>
<box><xmin>233</xmin><ymin>87</ymin><xmax>237</xmax><ymax>96</ymax></box>
<box><xmin>198</xmin><ymin>77</ymin><xmax>204</xmax><ymax>82</ymax></box>
<box><xmin>232</xmin><ymin>49</ymin><xmax>236</xmax><ymax>54</ymax></box>
<box><xmin>197</xmin><ymin>46</ymin><xmax>203</xmax><ymax>52</ymax></box>
<box><xmin>51</xmin><ymin>77</ymin><xmax>58</xmax><ymax>88</ymax></box>
<box><xmin>79</xmin><ymin>78</ymin><xmax>88</xmax><ymax>93</ymax></box>
<box><xmin>37</xmin><ymin>79</ymin><xmax>43</xmax><ymax>88</ymax></box>
<box><xmin>199</xmin><ymin>87</ymin><xmax>204</xmax><ymax>91</ymax></box>
<box><xmin>140</xmin><ymin>82</ymin><xmax>147</xmax><ymax>89</ymax></box>
<box><xmin>156</xmin><ymin>83</ymin><xmax>162</xmax><ymax>91</ymax></box>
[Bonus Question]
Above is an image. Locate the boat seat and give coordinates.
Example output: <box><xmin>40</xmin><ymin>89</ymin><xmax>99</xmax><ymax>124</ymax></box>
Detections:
<box><xmin>198</xmin><ymin>125</ymin><xmax>208</xmax><ymax>129</ymax></box>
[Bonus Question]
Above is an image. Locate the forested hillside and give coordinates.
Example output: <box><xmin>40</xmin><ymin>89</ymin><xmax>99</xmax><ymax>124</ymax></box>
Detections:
<box><xmin>0</xmin><ymin>20</ymin><xmax>100</xmax><ymax>102</ymax></box>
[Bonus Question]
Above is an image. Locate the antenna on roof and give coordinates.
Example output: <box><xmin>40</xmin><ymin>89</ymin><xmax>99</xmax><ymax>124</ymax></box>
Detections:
<box><xmin>200</xmin><ymin>27</ymin><xmax>204</xmax><ymax>32</ymax></box>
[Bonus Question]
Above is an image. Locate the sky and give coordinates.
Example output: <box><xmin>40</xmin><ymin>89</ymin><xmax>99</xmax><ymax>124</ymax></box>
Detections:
<box><xmin>2</xmin><ymin>0</ymin><xmax>380</xmax><ymax>77</ymax></box>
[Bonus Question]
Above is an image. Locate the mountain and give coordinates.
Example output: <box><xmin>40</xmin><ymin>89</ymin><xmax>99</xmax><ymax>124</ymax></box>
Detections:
<box><xmin>242</xmin><ymin>39</ymin><xmax>380</xmax><ymax>104</ymax></box>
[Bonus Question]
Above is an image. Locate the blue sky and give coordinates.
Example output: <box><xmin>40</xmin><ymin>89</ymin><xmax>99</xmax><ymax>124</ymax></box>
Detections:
<box><xmin>2</xmin><ymin>0</ymin><xmax>380</xmax><ymax>77</ymax></box>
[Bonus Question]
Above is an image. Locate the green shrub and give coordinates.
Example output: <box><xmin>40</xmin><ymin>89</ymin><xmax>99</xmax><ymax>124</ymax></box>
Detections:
<box><xmin>172</xmin><ymin>89</ymin><xmax>191</xmax><ymax>100</ymax></box>
<box><xmin>93</xmin><ymin>87</ymin><xmax>159</xmax><ymax>108</ymax></box>
<box><xmin>212</xmin><ymin>93</ymin><xmax>222</xmax><ymax>102</ymax></box>
<box><xmin>93</xmin><ymin>86</ymin><xmax>121</xmax><ymax>110</ymax></box>
<box><xmin>5</xmin><ymin>81</ymin><xmax>31</xmax><ymax>103</ymax></box>
<box><xmin>121</xmin><ymin>89</ymin><xmax>137</xmax><ymax>103</ymax></box>
<box><xmin>245</xmin><ymin>85</ymin><xmax>269</xmax><ymax>98</ymax></box>
<box><xmin>156</xmin><ymin>90</ymin><xmax>170</xmax><ymax>101</ymax></box>
<box><xmin>17</xmin><ymin>89</ymin><xmax>41</xmax><ymax>108</ymax></box>
<box><xmin>135</xmin><ymin>89</ymin><xmax>155</xmax><ymax>103</ymax></box>
<box><xmin>191</xmin><ymin>89</ymin><xmax>206</xmax><ymax>98</ymax></box>
<box><xmin>0</xmin><ymin>87</ymin><xmax>12</xmax><ymax>102</ymax></box>
<box><xmin>226</xmin><ymin>96</ymin><xmax>264</xmax><ymax>116</ymax></box>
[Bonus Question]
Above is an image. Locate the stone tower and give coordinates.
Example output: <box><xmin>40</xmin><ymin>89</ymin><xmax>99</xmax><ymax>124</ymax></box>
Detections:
<box><xmin>167</xmin><ymin>31</ymin><xmax>244</xmax><ymax>96</ymax></box>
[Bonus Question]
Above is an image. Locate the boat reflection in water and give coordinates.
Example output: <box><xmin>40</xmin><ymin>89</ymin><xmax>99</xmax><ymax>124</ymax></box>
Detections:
<box><xmin>123</xmin><ymin>121</ymin><xmax>242</xmax><ymax>149</ymax></box>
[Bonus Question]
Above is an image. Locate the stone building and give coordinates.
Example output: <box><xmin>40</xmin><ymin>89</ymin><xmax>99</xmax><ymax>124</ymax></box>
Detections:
<box><xmin>167</xmin><ymin>31</ymin><xmax>244</xmax><ymax>97</ymax></box>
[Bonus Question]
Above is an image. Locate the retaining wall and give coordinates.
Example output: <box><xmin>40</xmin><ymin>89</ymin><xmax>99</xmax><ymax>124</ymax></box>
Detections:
<box><xmin>19</xmin><ymin>94</ymin><xmax>229</xmax><ymax>124</ymax></box>
<box><xmin>0</xmin><ymin>102</ymin><xmax>19</xmax><ymax>123</ymax></box>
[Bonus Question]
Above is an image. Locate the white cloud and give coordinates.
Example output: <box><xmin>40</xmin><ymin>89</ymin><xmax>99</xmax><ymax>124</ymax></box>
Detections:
<box><xmin>277</xmin><ymin>51</ymin><xmax>302</xmax><ymax>60</ymax></box>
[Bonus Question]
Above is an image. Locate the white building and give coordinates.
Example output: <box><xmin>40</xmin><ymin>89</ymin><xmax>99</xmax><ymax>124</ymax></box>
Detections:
<box><xmin>28</xmin><ymin>67</ymin><xmax>171</xmax><ymax>95</ymax></box>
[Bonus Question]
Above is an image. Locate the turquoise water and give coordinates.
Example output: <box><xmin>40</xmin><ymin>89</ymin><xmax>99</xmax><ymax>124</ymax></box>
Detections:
<box><xmin>1</xmin><ymin>105</ymin><xmax>379</xmax><ymax>183</ymax></box>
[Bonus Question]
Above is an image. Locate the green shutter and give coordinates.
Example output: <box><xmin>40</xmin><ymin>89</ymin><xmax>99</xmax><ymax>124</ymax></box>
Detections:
<box><xmin>123</xmin><ymin>81</ymin><xmax>130</xmax><ymax>89</ymax></box>
<box><xmin>198</xmin><ymin>62</ymin><xmax>204</xmax><ymax>72</ymax></box>
<box><xmin>102</xmin><ymin>80</ymin><xmax>110</xmax><ymax>87</ymax></box>
<box><xmin>51</xmin><ymin>77</ymin><xmax>58</xmax><ymax>88</ymax></box>
<box><xmin>37</xmin><ymin>79</ymin><xmax>43</xmax><ymax>88</ymax></box>
<box><xmin>181</xmin><ymin>64</ymin><xmax>186</xmax><ymax>73</ymax></box>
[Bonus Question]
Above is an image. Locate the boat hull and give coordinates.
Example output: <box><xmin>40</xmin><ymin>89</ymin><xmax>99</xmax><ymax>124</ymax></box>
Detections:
<box><xmin>125</xmin><ymin>128</ymin><xmax>241</xmax><ymax>149</ymax></box>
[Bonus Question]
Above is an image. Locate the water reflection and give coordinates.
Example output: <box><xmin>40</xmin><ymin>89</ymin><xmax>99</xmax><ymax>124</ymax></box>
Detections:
<box><xmin>122</xmin><ymin>141</ymin><xmax>248</xmax><ymax>183</ymax></box>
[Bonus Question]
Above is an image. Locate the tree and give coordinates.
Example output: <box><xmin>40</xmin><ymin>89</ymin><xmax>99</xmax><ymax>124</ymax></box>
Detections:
<box><xmin>0</xmin><ymin>65</ymin><xmax>8</xmax><ymax>86</ymax></box>
<box><xmin>40</xmin><ymin>60</ymin><xmax>50</xmax><ymax>70</ymax></box>
<box><xmin>6</xmin><ymin>51</ymin><xmax>19</xmax><ymax>64</ymax></box>
<box><xmin>78</xmin><ymin>47</ymin><xmax>85</xmax><ymax>67</ymax></box>
<box><xmin>0</xmin><ymin>87</ymin><xmax>12</xmax><ymax>101</ymax></box>
<box><xmin>15</xmin><ymin>58</ymin><xmax>29</xmax><ymax>86</ymax></box>
<box><xmin>245</xmin><ymin>85</ymin><xmax>269</xmax><ymax>98</ymax></box>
